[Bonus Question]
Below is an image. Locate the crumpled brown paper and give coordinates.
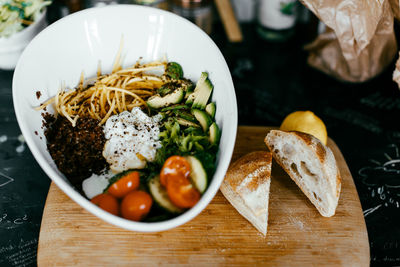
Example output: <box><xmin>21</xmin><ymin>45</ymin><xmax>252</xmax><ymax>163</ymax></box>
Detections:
<box><xmin>301</xmin><ymin>0</ymin><xmax>398</xmax><ymax>83</ymax></box>
<box><xmin>389</xmin><ymin>0</ymin><xmax>400</xmax><ymax>21</ymax></box>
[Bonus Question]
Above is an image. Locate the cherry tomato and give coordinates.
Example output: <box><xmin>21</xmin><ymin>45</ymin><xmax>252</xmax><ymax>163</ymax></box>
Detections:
<box><xmin>166</xmin><ymin>174</ymin><xmax>200</xmax><ymax>209</ymax></box>
<box><xmin>90</xmin><ymin>193</ymin><xmax>119</xmax><ymax>216</ymax></box>
<box><xmin>160</xmin><ymin>156</ymin><xmax>190</xmax><ymax>186</ymax></box>
<box><xmin>108</xmin><ymin>171</ymin><xmax>140</xmax><ymax>198</ymax></box>
<box><xmin>121</xmin><ymin>191</ymin><xmax>153</xmax><ymax>221</ymax></box>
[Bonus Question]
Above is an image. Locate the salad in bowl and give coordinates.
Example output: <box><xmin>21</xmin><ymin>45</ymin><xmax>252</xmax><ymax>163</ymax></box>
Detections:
<box><xmin>13</xmin><ymin>5</ymin><xmax>237</xmax><ymax>232</ymax></box>
<box><xmin>0</xmin><ymin>0</ymin><xmax>50</xmax><ymax>69</ymax></box>
<box><xmin>38</xmin><ymin>55</ymin><xmax>222</xmax><ymax>222</ymax></box>
<box><xmin>0</xmin><ymin>0</ymin><xmax>50</xmax><ymax>37</ymax></box>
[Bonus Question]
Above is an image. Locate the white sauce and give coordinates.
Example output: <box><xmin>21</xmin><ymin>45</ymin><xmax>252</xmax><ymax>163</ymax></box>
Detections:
<box><xmin>82</xmin><ymin>171</ymin><xmax>113</xmax><ymax>199</ymax></box>
<box><xmin>102</xmin><ymin>107</ymin><xmax>162</xmax><ymax>173</ymax></box>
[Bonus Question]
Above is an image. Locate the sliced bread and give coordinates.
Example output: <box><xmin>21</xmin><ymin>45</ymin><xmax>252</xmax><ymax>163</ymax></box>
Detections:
<box><xmin>220</xmin><ymin>151</ymin><xmax>272</xmax><ymax>236</ymax></box>
<box><xmin>265</xmin><ymin>130</ymin><xmax>341</xmax><ymax>217</ymax></box>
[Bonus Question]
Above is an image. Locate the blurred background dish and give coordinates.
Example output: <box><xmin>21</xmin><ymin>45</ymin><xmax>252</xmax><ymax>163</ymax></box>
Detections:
<box><xmin>0</xmin><ymin>5</ymin><xmax>48</xmax><ymax>70</ymax></box>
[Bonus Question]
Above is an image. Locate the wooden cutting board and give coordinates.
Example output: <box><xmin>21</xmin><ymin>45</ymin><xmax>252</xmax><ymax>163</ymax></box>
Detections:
<box><xmin>37</xmin><ymin>126</ymin><xmax>370</xmax><ymax>266</ymax></box>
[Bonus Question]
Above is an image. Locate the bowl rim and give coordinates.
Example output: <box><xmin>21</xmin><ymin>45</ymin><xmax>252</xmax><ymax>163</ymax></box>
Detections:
<box><xmin>13</xmin><ymin>4</ymin><xmax>238</xmax><ymax>232</ymax></box>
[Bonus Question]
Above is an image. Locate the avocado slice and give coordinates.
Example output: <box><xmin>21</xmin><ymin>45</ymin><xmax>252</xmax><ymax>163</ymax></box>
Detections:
<box><xmin>186</xmin><ymin>72</ymin><xmax>213</xmax><ymax>109</ymax></box>
<box><xmin>147</xmin><ymin>87</ymin><xmax>184</xmax><ymax>109</ymax></box>
<box><xmin>192</xmin><ymin>109</ymin><xmax>212</xmax><ymax>132</ymax></box>
<box><xmin>209</xmin><ymin>122</ymin><xmax>221</xmax><ymax>145</ymax></box>
<box><xmin>205</xmin><ymin>102</ymin><xmax>216</xmax><ymax>119</ymax></box>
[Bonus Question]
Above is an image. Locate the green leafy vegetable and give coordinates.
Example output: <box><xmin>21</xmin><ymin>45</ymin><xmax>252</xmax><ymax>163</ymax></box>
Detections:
<box><xmin>157</xmin><ymin>82</ymin><xmax>179</xmax><ymax>97</ymax></box>
<box><xmin>161</xmin><ymin>104</ymin><xmax>189</xmax><ymax>112</ymax></box>
<box><xmin>166</xmin><ymin>62</ymin><xmax>183</xmax><ymax>80</ymax></box>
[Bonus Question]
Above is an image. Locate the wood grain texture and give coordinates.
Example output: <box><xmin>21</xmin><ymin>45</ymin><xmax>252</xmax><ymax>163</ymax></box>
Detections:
<box><xmin>214</xmin><ymin>0</ymin><xmax>243</xmax><ymax>42</ymax></box>
<box><xmin>37</xmin><ymin>126</ymin><xmax>369</xmax><ymax>266</ymax></box>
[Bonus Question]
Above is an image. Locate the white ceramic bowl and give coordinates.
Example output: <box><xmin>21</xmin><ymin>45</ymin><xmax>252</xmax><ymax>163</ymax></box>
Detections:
<box><xmin>0</xmin><ymin>9</ymin><xmax>48</xmax><ymax>70</ymax></box>
<box><xmin>13</xmin><ymin>5</ymin><xmax>237</xmax><ymax>232</ymax></box>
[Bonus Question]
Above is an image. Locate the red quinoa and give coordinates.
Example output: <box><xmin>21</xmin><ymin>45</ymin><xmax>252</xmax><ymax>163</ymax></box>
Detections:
<box><xmin>43</xmin><ymin>114</ymin><xmax>108</xmax><ymax>190</ymax></box>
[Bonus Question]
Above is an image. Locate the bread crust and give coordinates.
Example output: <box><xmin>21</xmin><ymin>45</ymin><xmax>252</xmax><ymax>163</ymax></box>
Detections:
<box><xmin>220</xmin><ymin>151</ymin><xmax>272</xmax><ymax>236</ymax></box>
<box><xmin>265</xmin><ymin>130</ymin><xmax>341</xmax><ymax>217</ymax></box>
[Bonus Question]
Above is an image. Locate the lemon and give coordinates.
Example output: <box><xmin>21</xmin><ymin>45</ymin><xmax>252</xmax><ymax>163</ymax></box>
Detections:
<box><xmin>280</xmin><ymin>110</ymin><xmax>328</xmax><ymax>145</ymax></box>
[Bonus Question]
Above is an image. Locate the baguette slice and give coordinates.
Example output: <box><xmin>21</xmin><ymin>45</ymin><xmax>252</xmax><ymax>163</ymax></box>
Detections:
<box><xmin>220</xmin><ymin>151</ymin><xmax>272</xmax><ymax>236</ymax></box>
<box><xmin>265</xmin><ymin>130</ymin><xmax>341</xmax><ymax>217</ymax></box>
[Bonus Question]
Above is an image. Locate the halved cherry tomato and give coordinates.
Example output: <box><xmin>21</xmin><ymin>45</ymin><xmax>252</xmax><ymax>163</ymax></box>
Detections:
<box><xmin>91</xmin><ymin>193</ymin><xmax>119</xmax><ymax>216</ymax></box>
<box><xmin>108</xmin><ymin>171</ymin><xmax>140</xmax><ymax>198</ymax></box>
<box><xmin>121</xmin><ymin>191</ymin><xmax>153</xmax><ymax>221</ymax></box>
<box><xmin>166</xmin><ymin>174</ymin><xmax>200</xmax><ymax>209</ymax></box>
<box><xmin>160</xmin><ymin>156</ymin><xmax>191</xmax><ymax>186</ymax></box>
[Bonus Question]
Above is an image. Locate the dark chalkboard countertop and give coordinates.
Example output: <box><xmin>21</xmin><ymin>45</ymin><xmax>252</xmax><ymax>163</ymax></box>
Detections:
<box><xmin>1</xmin><ymin>18</ymin><xmax>400</xmax><ymax>267</ymax></box>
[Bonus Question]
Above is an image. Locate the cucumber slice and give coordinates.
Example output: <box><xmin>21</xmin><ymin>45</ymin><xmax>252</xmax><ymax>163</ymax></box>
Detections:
<box><xmin>147</xmin><ymin>87</ymin><xmax>184</xmax><ymax>109</ymax></box>
<box><xmin>148</xmin><ymin>175</ymin><xmax>182</xmax><ymax>213</ymax></box>
<box><xmin>205</xmin><ymin>102</ymin><xmax>216</xmax><ymax>118</ymax></box>
<box><xmin>192</xmin><ymin>109</ymin><xmax>212</xmax><ymax>132</ymax></box>
<box><xmin>185</xmin><ymin>156</ymin><xmax>207</xmax><ymax>193</ymax></box>
<box><xmin>209</xmin><ymin>122</ymin><xmax>221</xmax><ymax>145</ymax></box>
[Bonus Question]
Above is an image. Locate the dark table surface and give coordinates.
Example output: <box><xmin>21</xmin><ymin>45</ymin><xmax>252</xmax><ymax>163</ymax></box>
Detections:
<box><xmin>1</xmin><ymin>9</ymin><xmax>400</xmax><ymax>267</ymax></box>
